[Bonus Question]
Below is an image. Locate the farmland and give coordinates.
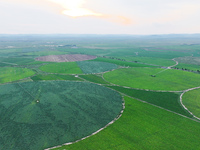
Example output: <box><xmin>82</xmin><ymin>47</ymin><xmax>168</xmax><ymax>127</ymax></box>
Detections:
<box><xmin>0</xmin><ymin>34</ymin><xmax>200</xmax><ymax>150</ymax></box>
<box><xmin>104</xmin><ymin>67</ymin><xmax>200</xmax><ymax>91</ymax></box>
<box><xmin>0</xmin><ymin>67</ymin><xmax>35</xmax><ymax>83</ymax></box>
<box><xmin>39</xmin><ymin>62</ymin><xmax>83</xmax><ymax>74</ymax></box>
<box><xmin>117</xmin><ymin>56</ymin><xmax>176</xmax><ymax>67</ymax></box>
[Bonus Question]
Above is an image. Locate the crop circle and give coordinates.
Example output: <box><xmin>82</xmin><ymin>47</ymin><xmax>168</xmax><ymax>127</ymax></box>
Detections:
<box><xmin>0</xmin><ymin>81</ymin><xmax>122</xmax><ymax>150</ymax></box>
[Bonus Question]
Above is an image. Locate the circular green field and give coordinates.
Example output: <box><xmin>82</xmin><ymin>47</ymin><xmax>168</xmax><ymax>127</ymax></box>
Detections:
<box><xmin>0</xmin><ymin>81</ymin><xmax>122</xmax><ymax>150</ymax></box>
<box><xmin>0</xmin><ymin>67</ymin><xmax>35</xmax><ymax>83</ymax></box>
<box><xmin>103</xmin><ymin>67</ymin><xmax>200</xmax><ymax>91</ymax></box>
<box><xmin>182</xmin><ymin>88</ymin><xmax>200</xmax><ymax>118</ymax></box>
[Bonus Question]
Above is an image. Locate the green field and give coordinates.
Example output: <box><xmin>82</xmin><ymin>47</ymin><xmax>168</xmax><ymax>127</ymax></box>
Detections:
<box><xmin>118</xmin><ymin>56</ymin><xmax>176</xmax><ymax>67</ymax></box>
<box><xmin>55</xmin><ymin>96</ymin><xmax>200</xmax><ymax>150</ymax></box>
<box><xmin>0</xmin><ymin>81</ymin><xmax>122</xmax><ymax>150</ymax></box>
<box><xmin>0</xmin><ymin>67</ymin><xmax>35</xmax><ymax>83</ymax></box>
<box><xmin>182</xmin><ymin>88</ymin><xmax>200</xmax><ymax>118</ymax></box>
<box><xmin>31</xmin><ymin>74</ymin><xmax>83</xmax><ymax>81</ymax></box>
<box><xmin>104</xmin><ymin>67</ymin><xmax>200</xmax><ymax>91</ymax></box>
<box><xmin>90</xmin><ymin>57</ymin><xmax>154</xmax><ymax>67</ymax></box>
<box><xmin>77</xmin><ymin>61</ymin><xmax>118</xmax><ymax>74</ymax></box>
<box><xmin>79</xmin><ymin>74</ymin><xmax>109</xmax><ymax>84</ymax></box>
<box><xmin>107</xmin><ymin>86</ymin><xmax>191</xmax><ymax>117</ymax></box>
<box><xmin>39</xmin><ymin>62</ymin><xmax>83</xmax><ymax>74</ymax></box>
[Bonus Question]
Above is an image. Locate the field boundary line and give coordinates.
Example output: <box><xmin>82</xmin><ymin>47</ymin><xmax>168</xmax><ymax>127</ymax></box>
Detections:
<box><xmin>180</xmin><ymin>86</ymin><xmax>200</xmax><ymax>121</ymax></box>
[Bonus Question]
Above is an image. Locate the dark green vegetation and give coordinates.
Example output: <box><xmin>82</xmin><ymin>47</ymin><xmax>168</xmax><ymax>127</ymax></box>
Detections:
<box><xmin>77</xmin><ymin>61</ymin><xmax>118</xmax><ymax>74</ymax></box>
<box><xmin>182</xmin><ymin>88</ymin><xmax>200</xmax><ymax>118</ymax></box>
<box><xmin>55</xmin><ymin>96</ymin><xmax>200</xmax><ymax>150</ymax></box>
<box><xmin>107</xmin><ymin>86</ymin><xmax>191</xmax><ymax>117</ymax></box>
<box><xmin>104</xmin><ymin>67</ymin><xmax>200</xmax><ymax>91</ymax></box>
<box><xmin>1</xmin><ymin>34</ymin><xmax>200</xmax><ymax>150</ymax></box>
<box><xmin>0</xmin><ymin>81</ymin><xmax>122</xmax><ymax>150</ymax></box>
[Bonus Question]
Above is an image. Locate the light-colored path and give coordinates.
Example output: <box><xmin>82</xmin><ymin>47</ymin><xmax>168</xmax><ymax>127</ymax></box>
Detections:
<box><xmin>169</xmin><ymin>58</ymin><xmax>179</xmax><ymax>68</ymax></box>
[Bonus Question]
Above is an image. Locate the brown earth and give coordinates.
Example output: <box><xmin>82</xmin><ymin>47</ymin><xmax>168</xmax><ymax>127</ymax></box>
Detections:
<box><xmin>35</xmin><ymin>54</ymin><xmax>97</xmax><ymax>62</ymax></box>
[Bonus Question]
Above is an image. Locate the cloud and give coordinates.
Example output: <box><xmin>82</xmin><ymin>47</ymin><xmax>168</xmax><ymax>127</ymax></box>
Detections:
<box><xmin>47</xmin><ymin>0</ymin><xmax>103</xmax><ymax>17</ymax></box>
<box><xmin>47</xmin><ymin>0</ymin><xmax>132</xmax><ymax>25</ymax></box>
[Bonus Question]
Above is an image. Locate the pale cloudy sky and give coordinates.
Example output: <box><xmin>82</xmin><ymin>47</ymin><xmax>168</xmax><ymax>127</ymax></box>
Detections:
<box><xmin>0</xmin><ymin>0</ymin><xmax>200</xmax><ymax>34</ymax></box>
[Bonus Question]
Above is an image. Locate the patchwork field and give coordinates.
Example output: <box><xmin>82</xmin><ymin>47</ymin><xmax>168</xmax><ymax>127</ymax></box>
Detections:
<box><xmin>0</xmin><ymin>67</ymin><xmax>35</xmax><ymax>83</ymax></box>
<box><xmin>0</xmin><ymin>81</ymin><xmax>122</xmax><ymax>150</ymax></box>
<box><xmin>1</xmin><ymin>35</ymin><xmax>200</xmax><ymax>150</ymax></box>
<box><xmin>103</xmin><ymin>67</ymin><xmax>200</xmax><ymax>91</ymax></box>
<box><xmin>39</xmin><ymin>61</ymin><xmax>118</xmax><ymax>75</ymax></box>
<box><xmin>182</xmin><ymin>88</ymin><xmax>200</xmax><ymax>118</ymax></box>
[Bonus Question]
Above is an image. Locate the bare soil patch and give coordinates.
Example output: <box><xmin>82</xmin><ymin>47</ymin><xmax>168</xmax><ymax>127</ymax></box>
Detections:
<box><xmin>35</xmin><ymin>54</ymin><xmax>96</xmax><ymax>62</ymax></box>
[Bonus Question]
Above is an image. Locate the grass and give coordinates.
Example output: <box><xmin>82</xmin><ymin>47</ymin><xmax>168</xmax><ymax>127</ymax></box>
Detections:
<box><xmin>90</xmin><ymin>57</ymin><xmax>154</xmax><ymax>67</ymax></box>
<box><xmin>182</xmin><ymin>88</ymin><xmax>200</xmax><ymax>118</ymax></box>
<box><xmin>53</xmin><ymin>96</ymin><xmax>200</xmax><ymax>150</ymax></box>
<box><xmin>39</xmin><ymin>62</ymin><xmax>83</xmax><ymax>74</ymax></box>
<box><xmin>31</xmin><ymin>74</ymin><xmax>83</xmax><ymax>81</ymax></box>
<box><xmin>103</xmin><ymin>67</ymin><xmax>200</xmax><ymax>91</ymax></box>
<box><xmin>118</xmin><ymin>56</ymin><xmax>176</xmax><ymax>67</ymax></box>
<box><xmin>79</xmin><ymin>74</ymin><xmax>110</xmax><ymax>84</ymax></box>
<box><xmin>77</xmin><ymin>61</ymin><xmax>118</xmax><ymax>74</ymax></box>
<box><xmin>107</xmin><ymin>86</ymin><xmax>191</xmax><ymax>117</ymax></box>
<box><xmin>0</xmin><ymin>67</ymin><xmax>35</xmax><ymax>83</ymax></box>
<box><xmin>0</xmin><ymin>81</ymin><xmax>122</xmax><ymax>150</ymax></box>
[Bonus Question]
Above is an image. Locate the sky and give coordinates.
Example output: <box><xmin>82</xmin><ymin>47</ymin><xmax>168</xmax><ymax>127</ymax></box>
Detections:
<box><xmin>0</xmin><ymin>0</ymin><xmax>200</xmax><ymax>34</ymax></box>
